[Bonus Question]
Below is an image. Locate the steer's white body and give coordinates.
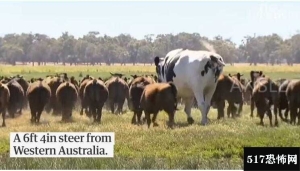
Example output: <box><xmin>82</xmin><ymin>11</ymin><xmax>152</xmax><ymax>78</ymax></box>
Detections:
<box><xmin>155</xmin><ymin>49</ymin><xmax>225</xmax><ymax>125</ymax></box>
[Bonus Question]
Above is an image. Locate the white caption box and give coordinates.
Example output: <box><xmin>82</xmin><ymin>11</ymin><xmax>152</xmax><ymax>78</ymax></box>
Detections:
<box><xmin>10</xmin><ymin>132</ymin><xmax>115</xmax><ymax>158</ymax></box>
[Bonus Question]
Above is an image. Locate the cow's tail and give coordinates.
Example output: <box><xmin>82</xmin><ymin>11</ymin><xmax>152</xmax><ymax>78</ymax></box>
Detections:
<box><xmin>168</xmin><ymin>82</ymin><xmax>178</xmax><ymax>110</ymax></box>
<box><xmin>91</xmin><ymin>79</ymin><xmax>100</xmax><ymax>102</ymax></box>
<box><xmin>40</xmin><ymin>82</ymin><xmax>50</xmax><ymax>105</ymax></box>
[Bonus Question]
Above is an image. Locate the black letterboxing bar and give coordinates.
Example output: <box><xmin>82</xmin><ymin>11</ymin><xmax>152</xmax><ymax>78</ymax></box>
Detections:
<box><xmin>244</xmin><ymin>147</ymin><xmax>300</xmax><ymax>171</ymax></box>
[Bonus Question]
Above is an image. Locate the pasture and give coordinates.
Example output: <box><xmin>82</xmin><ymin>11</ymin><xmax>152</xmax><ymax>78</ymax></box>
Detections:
<box><xmin>0</xmin><ymin>63</ymin><xmax>300</xmax><ymax>169</ymax></box>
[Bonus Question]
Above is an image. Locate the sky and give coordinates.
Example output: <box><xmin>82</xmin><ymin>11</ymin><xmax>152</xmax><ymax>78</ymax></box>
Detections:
<box><xmin>0</xmin><ymin>1</ymin><xmax>300</xmax><ymax>45</ymax></box>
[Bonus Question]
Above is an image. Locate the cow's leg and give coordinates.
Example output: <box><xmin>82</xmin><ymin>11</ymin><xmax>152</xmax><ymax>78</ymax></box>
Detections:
<box><xmin>145</xmin><ymin>111</ymin><xmax>151</xmax><ymax>128</ymax></box>
<box><xmin>231</xmin><ymin>104</ymin><xmax>238</xmax><ymax>118</ymax></box>
<box><xmin>80</xmin><ymin>107</ymin><xmax>84</xmax><ymax>115</ymax></box>
<box><xmin>109</xmin><ymin>101</ymin><xmax>115</xmax><ymax>114</ymax></box>
<box><xmin>297</xmin><ymin>109</ymin><xmax>300</xmax><ymax>125</ymax></box>
<box><xmin>237</xmin><ymin>102</ymin><xmax>243</xmax><ymax>117</ymax></box>
<box><xmin>227</xmin><ymin>103</ymin><xmax>231</xmax><ymax>118</ymax></box>
<box><xmin>37</xmin><ymin>110</ymin><xmax>42</xmax><ymax>123</ymax></box>
<box><xmin>284</xmin><ymin>108</ymin><xmax>289</xmax><ymax>121</ymax></box>
<box><xmin>273</xmin><ymin>101</ymin><xmax>279</xmax><ymax>127</ymax></box>
<box><xmin>97</xmin><ymin>107</ymin><xmax>102</xmax><ymax>123</ymax></box>
<box><xmin>137</xmin><ymin>110</ymin><xmax>143</xmax><ymax>125</ymax></box>
<box><xmin>194</xmin><ymin>93</ymin><xmax>206</xmax><ymax>125</ymax></box>
<box><xmin>91</xmin><ymin>107</ymin><xmax>96</xmax><ymax>122</ymax></box>
<box><xmin>291</xmin><ymin>105</ymin><xmax>297</xmax><ymax>125</ymax></box>
<box><xmin>168</xmin><ymin>111</ymin><xmax>175</xmax><ymax>129</ymax></box>
<box><xmin>183</xmin><ymin>98</ymin><xmax>194</xmax><ymax>124</ymax></box>
<box><xmin>227</xmin><ymin>103</ymin><xmax>232</xmax><ymax>118</ymax></box>
<box><xmin>131</xmin><ymin>112</ymin><xmax>137</xmax><ymax>124</ymax></box>
<box><xmin>200</xmin><ymin>89</ymin><xmax>215</xmax><ymax>125</ymax></box>
<box><xmin>278</xmin><ymin>105</ymin><xmax>285</xmax><ymax>121</ymax></box>
<box><xmin>217</xmin><ymin>100</ymin><xmax>225</xmax><ymax>119</ymax></box>
<box><xmin>267</xmin><ymin>108</ymin><xmax>273</xmax><ymax>127</ymax></box>
<box><xmin>250</xmin><ymin>96</ymin><xmax>255</xmax><ymax>118</ymax></box>
<box><xmin>258</xmin><ymin>108</ymin><xmax>265</xmax><ymax>126</ymax></box>
<box><xmin>30</xmin><ymin>109</ymin><xmax>35</xmax><ymax>123</ymax></box>
<box><xmin>117</xmin><ymin>100</ymin><xmax>124</xmax><ymax>115</ymax></box>
<box><xmin>152</xmin><ymin>112</ymin><xmax>159</xmax><ymax>127</ymax></box>
<box><xmin>18</xmin><ymin>99</ymin><xmax>24</xmax><ymax>114</ymax></box>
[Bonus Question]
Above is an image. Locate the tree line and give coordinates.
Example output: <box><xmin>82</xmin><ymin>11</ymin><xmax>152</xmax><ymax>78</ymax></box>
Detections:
<box><xmin>0</xmin><ymin>31</ymin><xmax>299</xmax><ymax>66</ymax></box>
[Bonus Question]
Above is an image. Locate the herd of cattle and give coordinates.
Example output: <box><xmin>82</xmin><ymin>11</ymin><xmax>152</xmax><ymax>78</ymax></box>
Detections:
<box><xmin>0</xmin><ymin>48</ymin><xmax>299</xmax><ymax>129</ymax></box>
<box><xmin>0</xmin><ymin>69</ymin><xmax>298</xmax><ymax>129</ymax></box>
<box><xmin>0</xmin><ymin>72</ymin><xmax>177</xmax><ymax>128</ymax></box>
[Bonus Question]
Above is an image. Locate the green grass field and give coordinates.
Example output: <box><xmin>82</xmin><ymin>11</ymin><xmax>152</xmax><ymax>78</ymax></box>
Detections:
<box><xmin>0</xmin><ymin>63</ymin><xmax>300</xmax><ymax>169</ymax></box>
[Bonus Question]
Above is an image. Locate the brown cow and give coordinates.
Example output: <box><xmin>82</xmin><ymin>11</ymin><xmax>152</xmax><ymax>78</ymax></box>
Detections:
<box><xmin>278</xmin><ymin>79</ymin><xmax>290</xmax><ymax>122</ymax></box>
<box><xmin>129</xmin><ymin>76</ymin><xmax>155</xmax><ymax>125</ymax></box>
<box><xmin>56</xmin><ymin>82</ymin><xmax>78</xmax><ymax>122</ymax></box>
<box><xmin>44</xmin><ymin>76</ymin><xmax>64</xmax><ymax>114</ymax></box>
<box><xmin>10</xmin><ymin>75</ymin><xmax>29</xmax><ymax>113</ymax></box>
<box><xmin>0</xmin><ymin>83</ymin><xmax>10</xmax><ymax>127</ymax></box>
<box><xmin>286</xmin><ymin>80</ymin><xmax>300</xmax><ymax>125</ymax></box>
<box><xmin>249</xmin><ymin>71</ymin><xmax>264</xmax><ymax>117</ymax></box>
<box><xmin>5</xmin><ymin>79</ymin><xmax>24</xmax><ymax>118</ymax></box>
<box><xmin>79</xmin><ymin>75</ymin><xmax>93</xmax><ymax>116</ymax></box>
<box><xmin>212</xmin><ymin>74</ymin><xmax>244</xmax><ymax>119</ymax></box>
<box><xmin>26</xmin><ymin>79</ymin><xmax>51</xmax><ymax>123</ymax></box>
<box><xmin>84</xmin><ymin>79</ymin><xmax>108</xmax><ymax>123</ymax></box>
<box><xmin>140</xmin><ymin>82</ymin><xmax>178</xmax><ymax>128</ymax></box>
<box><xmin>105</xmin><ymin>76</ymin><xmax>129</xmax><ymax>115</ymax></box>
<box><xmin>229</xmin><ymin>72</ymin><xmax>247</xmax><ymax>105</ymax></box>
<box><xmin>251</xmin><ymin>77</ymin><xmax>279</xmax><ymax>126</ymax></box>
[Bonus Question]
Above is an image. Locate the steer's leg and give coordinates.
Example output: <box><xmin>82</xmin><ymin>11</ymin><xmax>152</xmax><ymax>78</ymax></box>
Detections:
<box><xmin>183</xmin><ymin>98</ymin><xmax>194</xmax><ymax>124</ymax></box>
<box><xmin>194</xmin><ymin>92</ymin><xmax>206</xmax><ymax>125</ymax></box>
<box><xmin>201</xmin><ymin>89</ymin><xmax>215</xmax><ymax>125</ymax></box>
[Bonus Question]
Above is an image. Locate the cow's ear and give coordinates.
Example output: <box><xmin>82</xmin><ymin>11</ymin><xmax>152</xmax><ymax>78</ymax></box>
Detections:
<box><xmin>154</xmin><ymin>56</ymin><xmax>161</xmax><ymax>66</ymax></box>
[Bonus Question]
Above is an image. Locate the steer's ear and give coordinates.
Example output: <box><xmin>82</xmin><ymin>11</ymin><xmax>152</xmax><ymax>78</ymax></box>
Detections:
<box><xmin>154</xmin><ymin>56</ymin><xmax>161</xmax><ymax>66</ymax></box>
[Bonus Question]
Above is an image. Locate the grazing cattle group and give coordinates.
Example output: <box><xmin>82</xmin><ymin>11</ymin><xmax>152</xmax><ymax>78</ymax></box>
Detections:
<box><xmin>0</xmin><ymin>48</ymin><xmax>300</xmax><ymax>129</ymax></box>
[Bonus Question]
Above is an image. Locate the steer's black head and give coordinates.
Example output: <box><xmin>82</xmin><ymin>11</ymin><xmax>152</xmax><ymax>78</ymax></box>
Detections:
<box><xmin>209</xmin><ymin>54</ymin><xmax>225</xmax><ymax>82</ymax></box>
